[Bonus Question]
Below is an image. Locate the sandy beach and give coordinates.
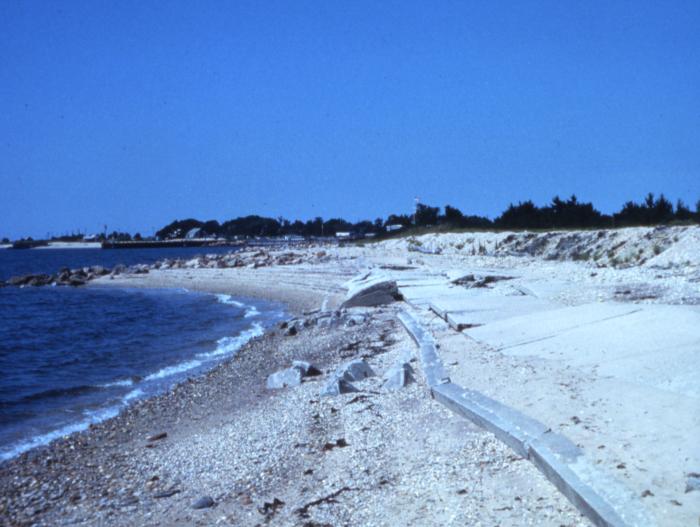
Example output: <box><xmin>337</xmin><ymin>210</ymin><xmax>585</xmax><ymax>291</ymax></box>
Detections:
<box><xmin>1</xmin><ymin>225</ymin><xmax>699</xmax><ymax>526</ymax></box>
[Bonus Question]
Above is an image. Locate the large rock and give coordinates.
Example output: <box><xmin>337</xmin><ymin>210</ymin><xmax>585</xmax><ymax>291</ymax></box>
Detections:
<box><xmin>686</xmin><ymin>473</ymin><xmax>700</xmax><ymax>493</ymax></box>
<box><xmin>335</xmin><ymin>359</ymin><xmax>375</xmax><ymax>382</ymax></box>
<box><xmin>320</xmin><ymin>378</ymin><xmax>359</xmax><ymax>397</ymax></box>
<box><xmin>266</xmin><ymin>367</ymin><xmax>303</xmax><ymax>389</ymax></box>
<box><xmin>382</xmin><ymin>362</ymin><xmax>415</xmax><ymax>391</ymax></box>
<box><xmin>192</xmin><ymin>496</ymin><xmax>215</xmax><ymax>509</ymax></box>
<box><xmin>266</xmin><ymin>361</ymin><xmax>321</xmax><ymax>389</ymax></box>
<box><xmin>341</xmin><ymin>273</ymin><xmax>401</xmax><ymax>309</ymax></box>
<box><xmin>8</xmin><ymin>274</ymin><xmax>32</xmax><ymax>286</ymax></box>
<box><xmin>90</xmin><ymin>265</ymin><xmax>109</xmax><ymax>276</ymax></box>
<box><xmin>292</xmin><ymin>360</ymin><xmax>321</xmax><ymax>377</ymax></box>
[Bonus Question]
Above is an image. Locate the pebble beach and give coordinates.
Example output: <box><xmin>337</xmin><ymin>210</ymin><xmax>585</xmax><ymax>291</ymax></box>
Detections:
<box><xmin>3</xmin><ymin>224</ymin><xmax>699</xmax><ymax>526</ymax></box>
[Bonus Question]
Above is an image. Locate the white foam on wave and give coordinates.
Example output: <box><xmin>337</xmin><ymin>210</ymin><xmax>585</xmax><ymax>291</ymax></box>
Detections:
<box><xmin>0</xmin><ymin>299</ymin><xmax>275</xmax><ymax>463</ymax></box>
<box><xmin>101</xmin><ymin>378</ymin><xmax>134</xmax><ymax>388</ymax></box>
<box><xmin>244</xmin><ymin>306</ymin><xmax>260</xmax><ymax>318</ymax></box>
<box><xmin>144</xmin><ymin>359</ymin><xmax>203</xmax><ymax>382</ymax></box>
<box><xmin>122</xmin><ymin>388</ymin><xmax>144</xmax><ymax>402</ymax></box>
<box><xmin>215</xmin><ymin>294</ymin><xmax>245</xmax><ymax>307</ymax></box>
<box><xmin>0</xmin><ymin>405</ymin><xmax>121</xmax><ymax>462</ymax></box>
<box><xmin>197</xmin><ymin>322</ymin><xmax>264</xmax><ymax>359</ymax></box>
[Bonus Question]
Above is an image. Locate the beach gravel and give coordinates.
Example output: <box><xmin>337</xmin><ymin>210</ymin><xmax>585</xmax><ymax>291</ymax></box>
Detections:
<box><xmin>0</xmin><ymin>302</ymin><xmax>588</xmax><ymax>526</ymax></box>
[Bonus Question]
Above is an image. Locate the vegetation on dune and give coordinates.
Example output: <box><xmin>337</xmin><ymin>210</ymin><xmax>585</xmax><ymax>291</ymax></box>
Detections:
<box><xmin>6</xmin><ymin>193</ymin><xmax>699</xmax><ymax>244</ymax></box>
<box><xmin>153</xmin><ymin>193</ymin><xmax>699</xmax><ymax>241</ymax></box>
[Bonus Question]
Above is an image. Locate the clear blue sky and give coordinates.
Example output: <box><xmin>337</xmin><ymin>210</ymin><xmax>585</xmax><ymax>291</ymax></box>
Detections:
<box><xmin>1</xmin><ymin>1</ymin><xmax>698</xmax><ymax>238</ymax></box>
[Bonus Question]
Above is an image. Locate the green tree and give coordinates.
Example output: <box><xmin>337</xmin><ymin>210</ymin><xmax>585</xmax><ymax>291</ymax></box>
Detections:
<box><xmin>415</xmin><ymin>204</ymin><xmax>439</xmax><ymax>226</ymax></box>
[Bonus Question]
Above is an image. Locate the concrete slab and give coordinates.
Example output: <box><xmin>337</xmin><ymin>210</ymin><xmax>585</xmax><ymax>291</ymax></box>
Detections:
<box><xmin>430</xmin><ymin>295</ymin><xmax>560</xmax><ymax>329</ymax></box>
<box><xmin>401</xmin><ymin>308</ymin><xmax>652</xmax><ymax>527</ymax></box>
<box><xmin>465</xmin><ymin>303</ymin><xmax>641</xmax><ymax>350</ymax></box>
<box><xmin>431</xmin><ymin>301</ymin><xmax>700</xmax><ymax>526</ymax></box>
<box><xmin>398</xmin><ymin>283</ymin><xmax>470</xmax><ymax>308</ymax></box>
<box><xmin>466</xmin><ymin>303</ymin><xmax>700</xmax><ymax>398</ymax></box>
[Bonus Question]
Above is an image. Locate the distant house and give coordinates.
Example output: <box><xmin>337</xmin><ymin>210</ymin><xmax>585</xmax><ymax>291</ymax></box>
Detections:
<box><xmin>335</xmin><ymin>231</ymin><xmax>353</xmax><ymax>239</ymax></box>
<box><xmin>386</xmin><ymin>224</ymin><xmax>403</xmax><ymax>232</ymax></box>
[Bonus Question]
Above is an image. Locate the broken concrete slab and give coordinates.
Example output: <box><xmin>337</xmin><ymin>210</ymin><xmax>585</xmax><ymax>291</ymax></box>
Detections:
<box><xmin>467</xmin><ymin>303</ymin><xmax>700</xmax><ymax>398</ymax></box>
<box><xmin>266</xmin><ymin>367</ymin><xmax>303</xmax><ymax>389</ymax></box>
<box><xmin>320</xmin><ymin>378</ymin><xmax>359</xmax><ymax>397</ymax></box>
<box><xmin>465</xmin><ymin>303</ymin><xmax>640</xmax><ymax>351</ymax></box>
<box><xmin>341</xmin><ymin>273</ymin><xmax>401</xmax><ymax>308</ymax></box>
<box><xmin>292</xmin><ymin>360</ymin><xmax>322</xmax><ymax>377</ymax></box>
<box><xmin>382</xmin><ymin>362</ymin><xmax>415</xmax><ymax>391</ymax></box>
<box><xmin>403</xmin><ymin>307</ymin><xmax>654</xmax><ymax>527</ymax></box>
<box><xmin>334</xmin><ymin>359</ymin><xmax>375</xmax><ymax>382</ymax></box>
<box><xmin>429</xmin><ymin>295</ymin><xmax>559</xmax><ymax>330</ymax></box>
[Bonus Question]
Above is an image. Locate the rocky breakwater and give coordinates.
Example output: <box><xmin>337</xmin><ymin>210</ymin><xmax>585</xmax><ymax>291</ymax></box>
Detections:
<box><xmin>0</xmin><ymin>247</ymin><xmax>332</xmax><ymax>288</ymax></box>
<box><xmin>0</xmin><ymin>264</ymin><xmax>149</xmax><ymax>288</ymax></box>
<box><xmin>154</xmin><ymin>248</ymin><xmax>331</xmax><ymax>271</ymax></box>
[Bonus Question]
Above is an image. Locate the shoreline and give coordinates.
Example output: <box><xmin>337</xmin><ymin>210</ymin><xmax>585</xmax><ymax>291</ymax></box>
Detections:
<box><xmin>0</xmin><ymin>284</ymin><xmax>287</xmax><ymax>463</ymax></box>
<box><xmin>4</xmin><ymin>227</ymin><xmax>698</xmax><ymax>525</ymax></box>
<box><xmin>0</xmin><ymin>258</ymin><xmax>590</xmax><ymax>526</ymax></box>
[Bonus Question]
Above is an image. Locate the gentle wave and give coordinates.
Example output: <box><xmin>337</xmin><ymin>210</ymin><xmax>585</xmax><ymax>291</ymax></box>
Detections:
<box><xmin>144</xmin><ymin>359</ymin><xmax>203</xmax><ymax>382</ymax></box>
<box><xmin>0</xmin><ymin>405</ymin><xmax>121</xmax><ymax>462</ymax></box>
<box><xmin>100</xmin><ymin>378</ymin><xmax>134</xmax><ymax>388</ymax></box>
<box><xmin>0</xmin><ymin>289</ymin><xmax>276</xmax><ymax>463</ymax></box>
<box><xmin>122</xmin><ymin>388</ymin><xmax>143</xmax><ymax>402</ymax></box>
<box><xmin>244</xmin><ymin>306</ymin><xmax>260</xmax><ymax>318</ymax></box>
<box><xmin>197</xmin><ymin>322</ymin><xmax>264</xmax><ymax>359</ymax></box>
<box><xmin>21</xmin><ymin>384</ymin><xmax>99</xmax><ymax>402</ymax></box>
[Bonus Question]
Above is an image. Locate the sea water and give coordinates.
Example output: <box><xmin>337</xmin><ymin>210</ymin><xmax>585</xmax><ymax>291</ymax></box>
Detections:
<box><xmin>0</xmin><ymin>248</ymin><xmax>284</xmax><ymax>461</ymax></box>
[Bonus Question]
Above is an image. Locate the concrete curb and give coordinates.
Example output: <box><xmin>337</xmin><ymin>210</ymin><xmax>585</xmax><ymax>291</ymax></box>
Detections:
<box><xmin>397</xmin><ymin>308</ymin><xmax>653</xmax><ymax>527</ymax></box>
<box><xmin>397</xmin><ymin>311</ymin><xmax>450</xmax><ymax>387</ymax></box>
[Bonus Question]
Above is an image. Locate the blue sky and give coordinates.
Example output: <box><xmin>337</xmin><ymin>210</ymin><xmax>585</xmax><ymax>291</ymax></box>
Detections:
<box><xmin>1</xmin><ymin>0</ymin><xmax>699</xmax><ymax>238</ymax></box>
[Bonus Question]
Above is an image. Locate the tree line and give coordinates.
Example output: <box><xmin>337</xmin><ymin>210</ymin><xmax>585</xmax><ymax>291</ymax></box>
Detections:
<box><xmin>152</xmin><ymin>193</ymin><xmax>700</xmax><ymax>240</ymax></box>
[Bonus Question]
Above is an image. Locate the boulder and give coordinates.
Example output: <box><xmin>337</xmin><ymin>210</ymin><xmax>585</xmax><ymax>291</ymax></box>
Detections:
<box><xmin>335</xmin><ymin>359</ymin><xmax>375</xmax><ymax>382</ymax></box>
<box><xmin>56</xmin><ymin>271</ymin><xmax>72</xmax><ymax>285</ymax></box>
<box><xmin>382</xmin><ymin>362</ymin><xmax>415</xmax><ymax>391</ymax></box>
<box><xmin>320</xmin><ymin>378</ymin><xmax>358</xmax><ymax>397</ymax></box>
<box><xmin>27</xmin><ymin>274</ymin><xmax>52</xmax><ymax>287</ymax></box>
<box><xmin>267</xmin><ymin>360</ymin><xmax>322</xmax><ymax>389</ymax></box>
<box><xmin>292</xmin><ymin>361</ymin><xmax>322</xmax><ymax>377</ymax></box>
<box><xmin>8</xmin><ymin>275</ymin><xmax>32</xmax><ymax>286</ymax></box>
<box><xmin>90</xmin><ymin>265</ymin><xmax>109</xmax><ymax>276</ymax></box>
<box><xmin>344</xmin><ymin>314</ymin><xmax>368</xmax><ymax>327</ymax></box>
<box><xmin>686</xmin><ymin>473</ymin><xmax>700</xmax><ymax>493</ymax></box>
<box><xmin>316</xmin><ymin>313</ymin><xmax>340</xmax><ymax>328</ymax></box>
<box><xmin>192</xmin><ymin>496</ymin><xmax>215</xmax><ymax>509</ymax></box>
<box><xmin>341</xmin><ymin>273</ymin><xmax>401</xmax><ymax>308</ymax></box>
<box><xmin>266</xmin><ymin>367</ymin><xmax>303</xmax><ymax>389</ymax></box>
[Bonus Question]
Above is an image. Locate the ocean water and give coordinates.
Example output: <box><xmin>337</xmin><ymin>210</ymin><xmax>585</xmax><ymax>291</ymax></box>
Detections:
<box><xmin>0</xmin><ymin>248</ymin><xmax>285</xmax><ymax>461</ymax></box>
